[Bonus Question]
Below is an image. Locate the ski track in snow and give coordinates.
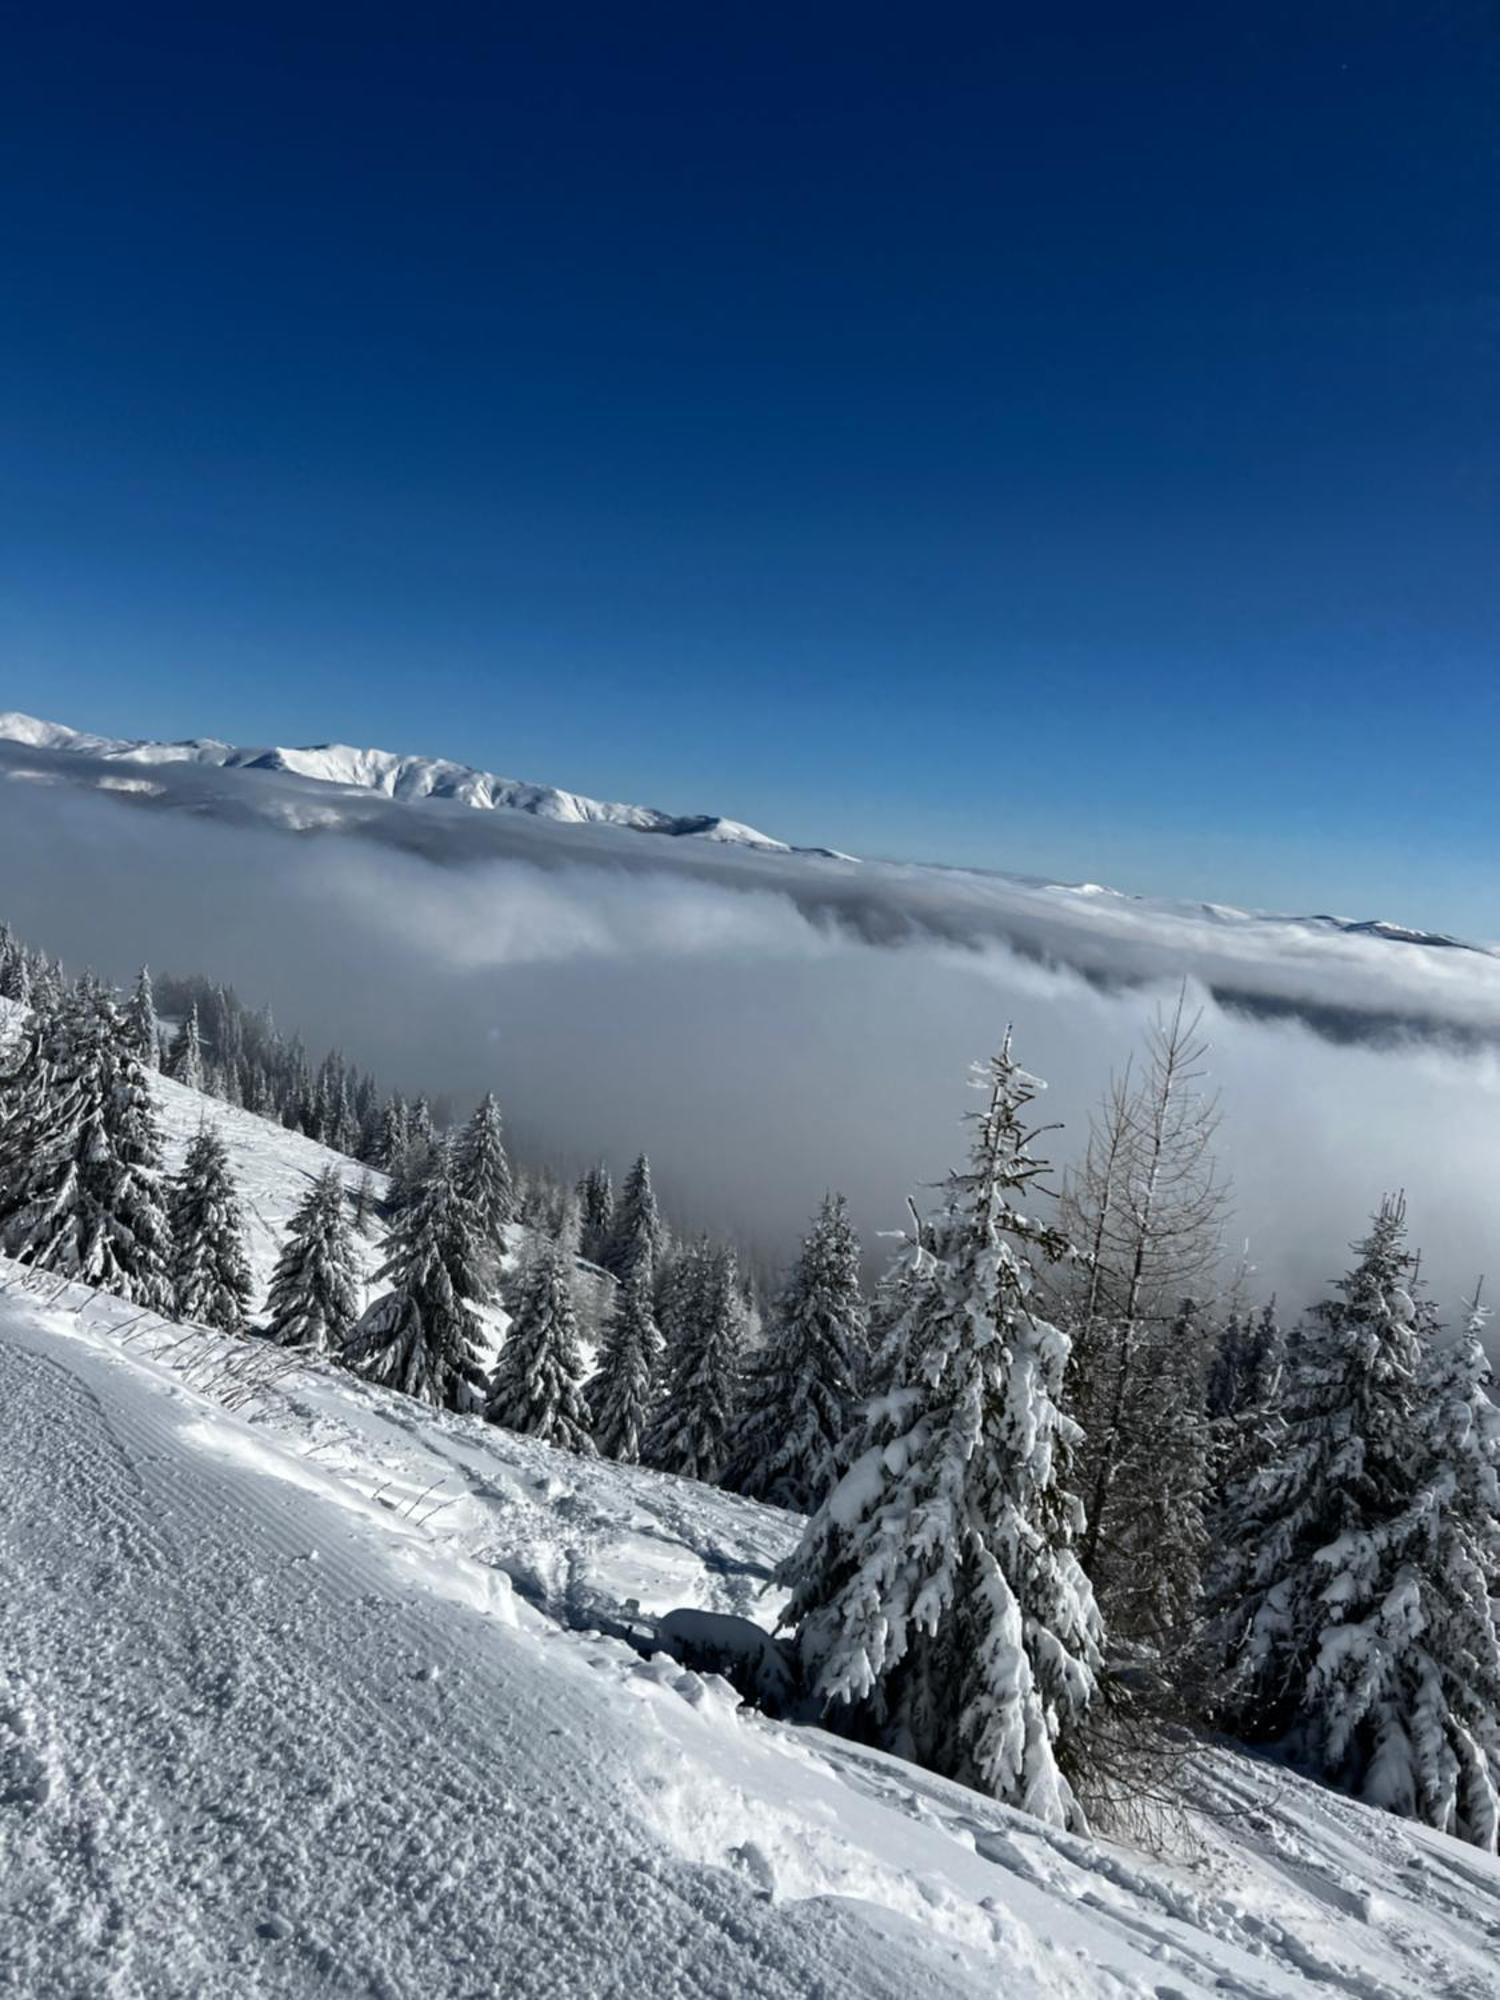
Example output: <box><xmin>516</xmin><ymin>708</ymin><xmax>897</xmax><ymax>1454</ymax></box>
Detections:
<box><xmin>5</xmin><ymin>1273</ymin><xmax>1500</xmax><ymax>1998</ymax></box>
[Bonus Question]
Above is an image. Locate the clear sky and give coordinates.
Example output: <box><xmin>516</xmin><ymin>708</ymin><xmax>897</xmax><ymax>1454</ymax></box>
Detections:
<box><xmin>2</xmin><ymin>5</ymin><xmax>1497</xmax><ymax>930</ymax></box>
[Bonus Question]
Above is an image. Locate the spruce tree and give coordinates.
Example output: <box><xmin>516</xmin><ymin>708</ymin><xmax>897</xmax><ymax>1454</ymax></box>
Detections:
<box><xmin>587</xmin><ymin>1261</ymin><xmax>663</xmax><ymax>1462</ymax></box>
<box><xmin>603</xmin><ymin>1153</ymin><xmax>664</xmax><ymax>1283</ymax></box>
<box><xmin>641</xmin><ymin>1241</ymin><xmax>746</xmax><ymax>1482</ymax></box>
<box><xmin>454</xmin><ymin>1091</ymin><xmax>515</xmax><ymax>1248</ymax></box>
<box><xmin>486</xmin><ymin>1235</ymin><xmax>595</xmax><ymax>1451</ymax></box>
<box><xmin>722</xmin><ymin>1192</ymin><xmax>867</xmax><ymax>1512</ymax></box>
<box><xmin>263</xmin><ymin>1168</ymin><xmax>361</xmax><ymax>1353</ymax></box>
<box><xmin>1372</xmin><ymin>1290</ymin><xmax>1500</xmax><ymax>1847</ymax></box>
<box><xmin>168</xmin><ymin>1125</ymin><xmax>254</xmax><ymax>1332</ymax></box>
<box><xmin>781</xmin><ymin>1035</ymin><xmax>1103</xmax><ymax>1829</ymax></box>
<box><xmin>379</xmin><ymin>1096</ymin><xmax>411</xmax><ymax>1171</ymax></box>
<box><xmin>344</xmin><ymin>1140</ymin><xmax>489</xmax><ymax>1410</ymax></box>
<box><xmin>0</xmin><ymin>981</ymin><xmax>172</xmax><ymax>1307</ymax></box>
<box><xmin>575</xmin><ymin>1162</ymin><xmax>614</xmax><ymax>1266</ymax></box>
<box><xmin>1213</xmin><ymin>1200</ymin><xmax>1434</xmax><ymax>1784</ymax></box>
<box><xmin>126</xmin><ymin>966</ymin><xmax>158</xmax><ymax>1069</ymax></box>
<box><xmin>166</xmin><ymin>1003</ymin><xmax>206</xmax><ymax>1092</ymax></box>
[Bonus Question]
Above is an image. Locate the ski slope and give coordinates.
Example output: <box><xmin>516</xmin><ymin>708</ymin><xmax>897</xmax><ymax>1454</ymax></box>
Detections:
<box><xmin>5</xmin><ymin>1261</ymin><xmax>1500</xmax><ymax>1998</ymax></box>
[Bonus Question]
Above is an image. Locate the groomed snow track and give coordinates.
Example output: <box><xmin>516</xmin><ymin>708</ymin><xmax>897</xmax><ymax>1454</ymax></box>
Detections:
<box><xmin>4</xmin><ymin>1269</ymin><xmax>1500</xmax><ymax>1998</ymax></box>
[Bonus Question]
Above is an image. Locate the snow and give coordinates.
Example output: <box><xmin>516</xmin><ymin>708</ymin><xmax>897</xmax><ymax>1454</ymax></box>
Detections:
<box><xmin>6</xmin><ymin>1244</ymin><xmax>1500</xmax><ymax>1994</ymax></box>
<box><xmin>4</xmin><ymin>1068</ymin><xmax>1500</xmax><ymax>1994</ymax></box>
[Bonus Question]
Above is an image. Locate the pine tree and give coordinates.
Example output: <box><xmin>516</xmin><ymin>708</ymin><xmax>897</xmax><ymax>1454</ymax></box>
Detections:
<box><xmin>344</xmin><ymin>1140</ymin><xmax>489</xmax><ymax>1410</ymax></box>
<box><xmin>575</xmin><ymin>1162</ymin><xmax>614</xmax><ymax>1266</ymax></box>
<box><xmin>263</xmin><ymin>1168</ymin><xmax>362</xmax><ymax>1353</ymax></box>
<box><xmin>379</xmin><ymin>1096</ymin><xmax>411</xmax><ymax>1170</ymax></box>
<box><xmin>0</xmin><ymin>981</ymin><xmax>173</xmax><ymax>1307</ymax></box>
<box><xmin>781</xmin><ymin>1035</ymin><xmax>1102</xmax><ymax>1829</ymax></box>
<box><xmin>454</xmin><ymin>1092</ymin><xmax>515</xmax><ymax>1248</ymax></box>
<box><xmin>1373</xmin><ymin>1291</ymin><xmax>1500</xmax><ymax>1848</ymax></box>
<box><xmin>603</xmin><ymin>1153</ymin><xmax>664</xmax><ymax>1283</ymax></box>
<box><xmin>168</xmin><ymin>1125</ymin><xmax>254</xmax><ymax>1332</ymax></box>
<box><xmin>587</xmin><ymin>1261</ymin><xmax>663</xmax><ymax>1462</ymax></box>
<box><xmin>125</xmin><ymin>966</ymin><xmax>158</xmax><ymax>1069</ymax></box>
<box><xmin>166</xmin><ymin>1003</ymin><xmax>206</xmax><ymax>1091</ymax></box>
<box><xmin>0</xmin><ymin>924</ymin><xmax>29</xmax><ymax>1004</ymax></box>
<box><xmin>1213</xmin><ymin>1200</ymin><xmax>1434</xmax><ymax>1782</ymax></box>
<box><xmin>722</xmin><ymin>1193</ymin><xmax>868</xmax><ymax>1512</ymax></box>
<box><xmin>486</xmin><ymin>1235</ymin><xmax>595</xmax><ymax>1451</ymax></box>
<box><xmin>641</xmin><ymin>1241</ymin><xmax>746</xmax><ymax>1482</ymax></box>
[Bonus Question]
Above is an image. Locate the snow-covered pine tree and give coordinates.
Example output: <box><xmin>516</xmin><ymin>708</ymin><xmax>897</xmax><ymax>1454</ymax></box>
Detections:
<box><xmin>454</xmin><ymin>1092</ymin><xmax>515</xmax><ymax>1249</ymax></box>
<box><xmin>1213</xmin><ymin>1199</ymin><xmax>1438</xmax><ymax>1784</ymax></box>
<box><xmin>781</xmin><ymin>1034</ymin><xmax>1103</xmax><ymax>1829</ymax></box>
<box><xmin>125</xmin><ymin>966</ymin><xmax>158</xmax><ymax>1069</ymax></box>
<box><xmin>641</xmin><ymin>1241</ymin><xmax>746</xmax><ymax>1482</ymax></box>
<box><xmin>344</xmin><ymin>1139</ymin><xmax>489</xmax><ymax>1410</ymax></box>
<box><xmin>485</xmin><ymin>1233</ymin><xmax>595</xmax><ymax>1451</ymax></box>
<box><xmin>263</xmin><ymin>1167</ymin><xmax>362</xmax><ymax>1353</ymax></box>
<box><xmin>0</xmin><ymin>980</ymin><xmax>173</xmax><ymax>1307</ymax></box>
<box><xmin>1384</xmin><ymin>1288</ymin><xmax>1500</xmax><ymax>1847</ymax></box>
<box><xmin>166</xmin><ymin>1002</ymin><xmax>206</xmax><ymax>1091</ymax></box>
<box><xmin>168</xmin><ymin>1124</ymin><xmax>254</xmax><ymax>1332</ymax></box>
<box><xmin>586</xmin><ymin>1260</ymin><xmax>663</xmax><ymax>1462</ymax></box>
<box><xmin>0</xmin><ymin>924</ymin><xmax>29</xmax><ymax>1004</ymax></box>
<box><xmin>722</xmin><ymin>1192</ymin><xmax>868</xmax><ymax>1512</ymax></box>
<box><xmin>575</xmin><ymin>1162</ymin><xmax>614</xmax><ymax>1266</ymax></box>
<box><xmin>378</xmin><ymin>1096</ymin><xmax>411</xmax><ymax>1171</ymax></box>
<box><xmin>603</xmin><ymin>1153</ymin><xmax>664</xmax><ymax>1284</ymax></box>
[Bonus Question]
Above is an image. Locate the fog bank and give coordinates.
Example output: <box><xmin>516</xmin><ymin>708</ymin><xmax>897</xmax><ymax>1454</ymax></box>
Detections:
<box><xmin>4</xmin><ymin>777</ymin><xmax>1498</xmax><ymax>1319</ymax></box>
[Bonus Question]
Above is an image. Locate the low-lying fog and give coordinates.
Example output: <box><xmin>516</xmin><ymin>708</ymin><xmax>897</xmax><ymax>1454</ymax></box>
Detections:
<box><xmin>4</xmin><ymin>768</ymin><xmax>1499</xmax><ymax>1326</ymax></box>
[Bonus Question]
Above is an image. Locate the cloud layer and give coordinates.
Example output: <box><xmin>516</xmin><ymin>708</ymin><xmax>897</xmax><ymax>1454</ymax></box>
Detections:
<box><xmin>2</xmin><ymin>765</ymin><xmax>1499</xmax><ymax>1328</ymax></box>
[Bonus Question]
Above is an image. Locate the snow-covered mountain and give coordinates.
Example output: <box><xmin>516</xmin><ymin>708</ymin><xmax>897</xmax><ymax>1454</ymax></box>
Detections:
<box><xmin>0</xmin><ymin>710</ymin><xmax>852</xmax><ymax>857</ymax></box>
<box><xmin>3</xmin><ymin>1054</ymin><xmax>1499</xmax><ymax>1995</ymax></box>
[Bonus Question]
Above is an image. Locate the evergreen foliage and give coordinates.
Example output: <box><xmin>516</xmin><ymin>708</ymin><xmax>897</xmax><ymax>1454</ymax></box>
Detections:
<box><xmin>344</xmin><ymin>1141</ymin><xmax>489</xmax><ymax>1410</ymax></box>
<box><xmin>603</xmin><ymin>1154</ymin><xmax>664</xmax><ymax>1284</ymax></box>
<box><xmin>166</xmin><ymin>1003</ymin><xmax>206</xmax><ymax>1091</ymax></box>
<box><xmin>722</xmin><ymin>1192</ymin><xmax>867</xmax><ymax>1512</ymax></box>
<box><xmin>587</xmin><ymin>1261</ymin><xmax>663</xmax><ymax>1463</ymax></box>
<box><xmin>486</xmin><ymin>1235</ymin><xmax>595</xmax><ymax>1451</ymax></box>
<box><xmin>456</xmin><ymin>1092</ymin><xmax>515</xmax><ymax>1248</ymax></box>
<box><xmin>575</xmin><ymin>1162</ymin><xmax>614</xmax><ymax>1266</ymax></box>
<box><xmin>642</xmin><ymin>1240</ymin><xmax>746</xmax><ymax>1481</ymax></box>
<box><xmin>263</xmin><ymin>1167</ymin><xmax>361</xmax><ymax>1352</ymax></box>
<box><xmin>0</xmin><ymin>980</ymin><xmax>172</xmax><ymax>1307</ymax></box>
<box><xmin>125</xmin><ymin>966</ymin><xmax>157</xmax><ymax>1068</ymax></box>
<box><xmin>168</xmin><ymin>1124</ymin><xmax>254</xmax><ymax>1332</ymax></box>
<box><xmin>781</xmin><ymin>1036</ymin><xmax>1102</xmax><ymax>1828</ymax></box>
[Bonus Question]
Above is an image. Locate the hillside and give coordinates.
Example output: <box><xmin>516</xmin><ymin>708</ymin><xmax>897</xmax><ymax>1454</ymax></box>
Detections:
<box><xmin>3</xmin><ymin>1077</ymin><xmax>1500</xmax><ymax>1996</ymax></box>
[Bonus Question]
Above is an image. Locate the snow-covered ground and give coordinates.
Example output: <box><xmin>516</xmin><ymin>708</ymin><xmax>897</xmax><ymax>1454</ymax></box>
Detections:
<box><xmin>5</xmin><ymin>1261</ymin><xmax>1500</xmax><ymax>1998</ymax></box>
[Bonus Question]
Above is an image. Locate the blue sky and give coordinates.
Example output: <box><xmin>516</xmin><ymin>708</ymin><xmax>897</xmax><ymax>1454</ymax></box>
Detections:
<box><xmin>2</xmin><ymin>5</ymin><xmax>1497</xmax><ymax>929</ymax></box>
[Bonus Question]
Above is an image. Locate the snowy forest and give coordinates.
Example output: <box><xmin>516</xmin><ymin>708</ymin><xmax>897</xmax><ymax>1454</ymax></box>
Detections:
<box><xmin>2</xmin><ymin>913</ymin><xmax>1498</xmax><ymax>1858</ymax></box>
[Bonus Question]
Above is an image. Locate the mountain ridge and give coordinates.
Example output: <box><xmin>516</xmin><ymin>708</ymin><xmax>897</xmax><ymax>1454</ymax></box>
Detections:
<box><xmin>0</xmin><ymin>710</ymin><xmax>856</xmax><ymax>860</ymax></box>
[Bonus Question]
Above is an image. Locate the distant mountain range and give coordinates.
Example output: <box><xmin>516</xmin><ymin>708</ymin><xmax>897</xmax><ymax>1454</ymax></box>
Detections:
<box><xmin>1</xmin><ymin>709</ymin><xmax>1495</xmax><ymax>1049</ymax></box>
<box><xmin>0</xmin><ymin>712</ymin><xmax>854</xmax><ymax>860</ymax></box>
